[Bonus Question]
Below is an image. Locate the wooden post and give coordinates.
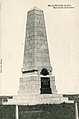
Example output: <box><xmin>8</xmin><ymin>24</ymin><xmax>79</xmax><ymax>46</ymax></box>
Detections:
<box><xmin>16</xmin><ymin>105</ymin><xmax>19</xmax><ymax>119</ymax></box>
<box><xmin>75</xmin><ymin>101</ymin><xmax>78</xmax><ymax>119</ymax></box>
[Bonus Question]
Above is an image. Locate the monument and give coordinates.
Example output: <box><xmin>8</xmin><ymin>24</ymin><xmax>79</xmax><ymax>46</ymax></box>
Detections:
<box><xmin>3</xmin><ymin>7</ymin><xmax>69</xmax><ymax>105</ymax></box>
<box><xmin>19</xmin><ymin>6</ymin><xmax>57</xmax><ymax>96</ymax></box>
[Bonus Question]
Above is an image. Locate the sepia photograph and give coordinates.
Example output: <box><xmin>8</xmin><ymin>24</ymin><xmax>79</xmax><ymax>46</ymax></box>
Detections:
<box><xmin>0</xmin><ymin>0</ymin><xmax>79</xmax><ymax>119</ymax></box>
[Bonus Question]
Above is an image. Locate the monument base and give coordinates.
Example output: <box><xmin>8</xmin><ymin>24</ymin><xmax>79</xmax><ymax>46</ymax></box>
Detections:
<box><xmin>3</xmin><ymin>93</ymin><xmax>69</xmax><ymax>105</ymax></box>
<box><xmin>3</xmin><ymin>73</ymin><xmax>73</xmax><ymax>105</ymax></box>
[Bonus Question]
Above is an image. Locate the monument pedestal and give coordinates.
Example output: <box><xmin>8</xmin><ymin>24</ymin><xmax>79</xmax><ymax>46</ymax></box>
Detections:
<box><xmin>3</xmin><ymin>72</ymin><xmax>69</xmax><ymax>105</ymax></box>
<box><xmin>18</xmin><ymin>72</ymin><xmax>57</xmax><ymax>96</ymax></box>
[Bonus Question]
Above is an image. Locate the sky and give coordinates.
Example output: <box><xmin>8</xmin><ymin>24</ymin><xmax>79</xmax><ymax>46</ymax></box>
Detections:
<box><xmin>0</xmin><ymin>0</ymin><xmax>79</xmax><ymax>95</ymax></box>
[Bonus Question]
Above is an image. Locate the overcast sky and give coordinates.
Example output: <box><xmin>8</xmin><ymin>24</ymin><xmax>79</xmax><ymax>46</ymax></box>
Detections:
<box><xmin>1</xmin><ymin>0</ymin><xmax>79</xmax><ymax>95</ymax></box>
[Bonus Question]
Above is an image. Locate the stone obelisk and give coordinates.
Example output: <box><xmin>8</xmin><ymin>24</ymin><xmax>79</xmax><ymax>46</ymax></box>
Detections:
<box><xmin>23</xmin><ymin>7</ymin><xmax>51</xmax><ymax>73</ymax></box>
<box><xmin>3</xmin><ymin>7</ymin><xmax>69</xmax><ymax>105</ymax></box>
<box><xmin>19</xmin><ymin>6</ymin><xmax>57</xmax><ymax>96</ymax></box>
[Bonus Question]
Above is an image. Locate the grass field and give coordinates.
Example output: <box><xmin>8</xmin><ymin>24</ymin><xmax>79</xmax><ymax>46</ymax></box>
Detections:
<box><xmin>0</xmin><ymin>103</ymin><xmax>77</xmax><ymax>119</ymax></box>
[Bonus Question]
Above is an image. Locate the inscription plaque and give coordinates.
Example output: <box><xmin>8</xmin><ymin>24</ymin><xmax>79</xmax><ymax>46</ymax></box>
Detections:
<box><xmin>40</xmin><ymin>77</ymin><xmax>52</xmax><ymax>94</ymax></box>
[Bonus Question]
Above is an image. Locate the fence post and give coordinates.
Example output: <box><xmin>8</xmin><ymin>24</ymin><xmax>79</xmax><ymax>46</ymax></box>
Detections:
<box><xmin>75</xmin><ymin>101</ymin><xmax>78</xmax><ymax>119</ymax></box>
<box><xmin>16</xmin><ymin>105</ymin><xmax>19</xmax><ymax>119</ymax></box>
